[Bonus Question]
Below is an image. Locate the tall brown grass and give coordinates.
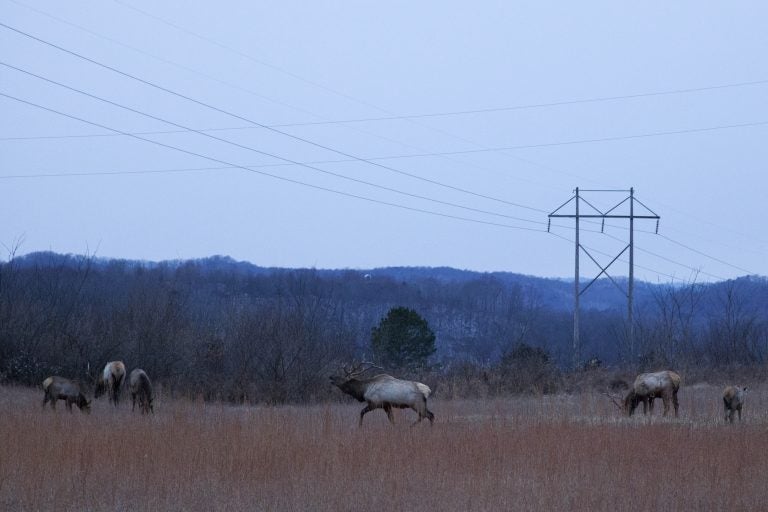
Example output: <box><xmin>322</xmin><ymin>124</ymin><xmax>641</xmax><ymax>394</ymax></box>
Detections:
<box><xmin>1</xmin><ymin>382</ymin><xmax>767</xmax><ymax>511</ymax></box>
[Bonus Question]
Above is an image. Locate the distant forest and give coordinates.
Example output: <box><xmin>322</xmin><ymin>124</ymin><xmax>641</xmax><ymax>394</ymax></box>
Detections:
<box><xmin>1</xmin><ymin>251</ymin><xmax>766</xmax><ymax>402</ymax></box>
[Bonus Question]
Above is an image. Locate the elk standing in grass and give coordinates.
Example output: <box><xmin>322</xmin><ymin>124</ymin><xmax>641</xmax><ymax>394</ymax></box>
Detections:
<box><xmin>129</xmin><ymin>368</ymin><xmax>154</xmax><ymax>414</ymax></box>
<box><xmin>723</xmin><ymin>386</ymin><xmax>747</xmax><ymax>423</ymax></box>
<box><xmin>42</xmin><ymin>376</ymin><xmax>91</xmax><ymax>413</ymax></box>
<box><xmin>623</xmin><ymin>370</ymin><xmax>681</xmax><ymax>417</ymax></box>
<box><xmin>330</xmin><ymin>362</ymin><xmax>434</xmax><ymax>427</ymax></box>
<box><xmin>95</xmin><ymin>361</ymin><xmax>126</xmax><ymax>406</ymax></box>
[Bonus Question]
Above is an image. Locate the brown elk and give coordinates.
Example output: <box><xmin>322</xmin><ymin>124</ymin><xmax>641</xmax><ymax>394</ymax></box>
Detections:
<box><xmin>330</xmin><ymin>362</ymin><xmax>435</xmax><ymax>427</ymax></box>
<box><xmin>623</xmin><ymin>370</ymin><xmax>681</xmax><ymax>417</ymax></box>
<box><xmin>94</xmin><ymin>361</ymin><xmax>126</xmax><ymax>406</ymax></box>
<box><xmin>42</xmin><ymin>376</ymin><xmax>91</xmax><ymax>413</ymax></box>
<box><xmin>129</xmin><ymin>368</ymin><xmax>154</xmax><ymax>414</ymax></box>
<box><xmin>723</xmin><ymin>386</ymin><xmax>747</xmax><ymax>423</ymax></box>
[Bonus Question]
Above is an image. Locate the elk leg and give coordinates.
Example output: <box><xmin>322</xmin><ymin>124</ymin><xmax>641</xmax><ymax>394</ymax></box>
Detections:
<box><xmin>661</xmin><ymin>396</ymin><xmax>670</xmax><ymax>416</ymax></box>
<box><xmin>672</xmin><ymin>392</ymin><xmax>679</xmax><ymax>418</ymax></box>
<box><xmin>132</xmin><ymin>393</ymin><xmax>136</xmax><ymax>412</ymax></box>
<box><xmin>737</xmin><ymin>407</ymin><xmax>742</xmax><ymax>422</ymax></box>
<box><xmin>411</xmin><ymin>410</ymin><xmax>435</xmax><ymax>427</ymax></box>
<box><xmin>384</xmin><ymin>404</ymin><xmax>395</xmax><ymax>425</ymax></box>
<box><xmin>411</xmin><ymin>399</ymin><xmax>433</xmax><ymax>426</ymax></box>
<box><xmin>359</xmin><ymin>404</ymin><xmax>375</xmax><ymax>427</ymax></box>
<box><xmin>410</xmin><ymin>405</ymin><xmax>423</xmax><ymax>427</ymax></box>
<box><xmin>42</xmin><ymin>392</ymin><xmax>50</xmax><ymax>409</ymax></box>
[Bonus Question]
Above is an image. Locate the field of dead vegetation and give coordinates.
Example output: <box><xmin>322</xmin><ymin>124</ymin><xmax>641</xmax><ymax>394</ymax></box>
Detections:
<box><xmin>1</xmin><ymin>382</ymin><xmax>767</xmax><ymax>511</ymax></box>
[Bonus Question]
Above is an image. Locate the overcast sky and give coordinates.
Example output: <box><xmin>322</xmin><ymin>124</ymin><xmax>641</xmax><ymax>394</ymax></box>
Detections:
<box><xmin>1</xmin><ymin>1</ymin><xmax>767</xmax><ymax>282</ymax></box>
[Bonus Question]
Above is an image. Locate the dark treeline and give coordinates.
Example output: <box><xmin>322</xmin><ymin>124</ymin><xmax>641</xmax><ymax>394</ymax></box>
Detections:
<box><xmin>1</xmin><ymin>252</ymin><xmax>766</xmax><ymax>402</ymax></box>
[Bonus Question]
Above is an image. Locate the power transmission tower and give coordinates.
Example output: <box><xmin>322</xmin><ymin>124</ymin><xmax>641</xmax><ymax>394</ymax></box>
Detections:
<box><xmin>548</xmin><ymin>188</ymin><xmax>660</xmax><ymax>369</ymax></box>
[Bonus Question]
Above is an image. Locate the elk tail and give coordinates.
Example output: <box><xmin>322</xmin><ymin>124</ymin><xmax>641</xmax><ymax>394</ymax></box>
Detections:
<box><xmin>670</xmin><ymin>371</ymin><xmax>682</xmax><ymax>392</ymax></box>
<box><xmin>416</xmin><ymin>383</ymin><xmax>432</xmax><ymax>398</ymax></box>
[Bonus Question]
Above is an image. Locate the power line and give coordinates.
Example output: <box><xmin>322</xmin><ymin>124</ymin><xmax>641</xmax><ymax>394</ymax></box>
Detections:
<box><xmin>5</xmin><ymin>159</ymin><xmax>755</xmax><ymax>280</ymax></box>
<box><xmin>1</xmin><ymin>61</ymin><xmax>547</xmax><ymax>226</ymax></box>
<box><xmin>9</xmin><ymin>0</ymin><xmax>496</xmax><ymax>190</ymax></box>
<box><xmin>1</xmin><ymin>95</ymin><xmax>681</xmax><ymax>282</ymax></box>
<box><xmin>552</xmin><ymin>220</ymin><xmax>751</xmax><ymax>279</ymax></box>
<box><xmin>109</xmin><ymin>1</ymin><xmax>768</xmax><ymax>127</ymax></box>
<box><xmin>98</xmin><ymin>0</ymin><xmax>707</xmax><ymax>221</ymax></box>
<box><xmin>655</xmin><ymin>233</ymin><xmax>756</xmax><ymax>276</ymax></box>
<box><xmin>5</xmin><ymin>0</ymin><xmax>320</xmax><ymax>120</ymax></box>
<box><xmin>5</xmin><ymin>116</ymin><xmax>768</xmax><ymax>162</ymax></box>
<box><xmin>599</xmin><ymin>231</ymin><xmax>727</xmax><ymax>281</ymax></box>
<box><xmin>3</xmin><ymin>22</ymin><xmax>760</xmax><ymax>280</ymax></box>
<box><xmin>0</xmin><ymin>164</ymin><xmax>248</xmax><ymax>179</ymax></box>
<box><xmin>0</xmin><ymin>91</ymin><xmax>551</xmax><ymax>234</ymax></box>
<box><xmin>265</xmin><ymin>79</ymin><xmax>768</xmax><ymax>127</ymax></box>
<box><xmin>0</xmin><ymin>22</ymin><xmax>549</xmax><ymax>217</ymax></box>
<box><xmin>642</xmin><ymin>198</ymin><xmax>768</xmax><ymax>249</ymax></box>
<box><xmin>99</xmin><ymin>1</ymin><xmax>768</xmax><ymax>266</ymax></box>
<box><xmin>562</xmin><ymin>217</ymin><xmax>766</xmax><ymax>274</ymax></box>
<box><xmin>104</xmin><ymin>0</ymin><xmax>768</xmax><ymax>221</ymax></box>
<box><xmin>1</xmin><ymin>0</ymin><xmax>615</xmax><ymax>198</ymax></box>
<box><xmin>1</xmin><ymin>85</ymin><xmax>758</xmax><ymax>278</ymax></box>
<box><xmin>111</xmin><ymin>0</ymin><xmax>389</xmax><ymax>115</ymax></box>
<box><xmin>371</xmin><ymin>120</ymin><xmax>768</xmax><ymax>159</ymax></box>
<box><xmin>12</xmin><ymin>0</ymin><xmax>768</xmax><ymax>242</ymax></box>
<box><xmin>2</xmin><ymin>86</ymin><xmax>757</xmax><ymax>282</ymax></box>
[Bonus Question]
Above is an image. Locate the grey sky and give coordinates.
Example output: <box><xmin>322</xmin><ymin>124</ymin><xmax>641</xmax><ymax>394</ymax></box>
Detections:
<box><xmin>1</xmin><ymin>1</ymin><xmax>766</xmax><ymax>282</ymax></box>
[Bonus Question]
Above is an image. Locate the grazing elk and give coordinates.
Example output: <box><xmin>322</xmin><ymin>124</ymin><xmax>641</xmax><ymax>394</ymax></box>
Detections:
<box><xmin>129</xmin><ymin>368</ymin><xmax>154</xmax><ymax>414</ymax></box>
<box><xmin>723</xmin><ymin>386</ymin><xmax>747</xmax><ymax>423</ymax></box>
<box><xmin>623</xmin><ymin>370</ymin><xmax>681</xmax><ymax>417</ymax></box>
<box><xmin>42</xmin><ymin>376</ymin><xmax>91</xmax><ymax>413</ymax></box>
<box><xmin>94</xmin><ymin>361</ymin><xmax>126</xmax><ymax>406</ymax></box>
<box><xmin>330</xmin><ymin>362</ymin><xmax>435</xmax><ymax>427</ymax></box>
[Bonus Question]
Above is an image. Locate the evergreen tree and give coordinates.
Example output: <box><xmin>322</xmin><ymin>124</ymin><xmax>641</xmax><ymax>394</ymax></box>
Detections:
<box><xmin>371</xmin><ymin>307</ymin><xmax>436</xmax><ymax>370</ymax></box>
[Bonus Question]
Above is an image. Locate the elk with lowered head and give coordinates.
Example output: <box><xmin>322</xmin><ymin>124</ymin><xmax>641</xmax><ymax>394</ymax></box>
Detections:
<box><xmin>42</xmin><ymin>376</ymin><xmax>91</xmax><ymax>413</ymax></box>
<box><xmin>330</xmin><ymin>362</ymin><xmax>434</xmax><ymax>427</ymax></box>
<box><xmin>94</xmin><ymin>361</ymin><xmax>126</xmax><ymax>406</ymax></box>
<box><xmin>624</xmin><ymin>370</ymin><xmax>681</xmax><ymax>417</ymax></box>
<box><xmin>129</xmin><ymin>368</ymin><xmax>154</xmax><ymax>414</ymax></box>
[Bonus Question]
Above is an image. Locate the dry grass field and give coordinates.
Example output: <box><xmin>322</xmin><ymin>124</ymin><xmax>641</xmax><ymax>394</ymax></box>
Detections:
<box><xmin>1</xmin><ymin>382</ymin><xmax>767</xmax><ymax>511</ymax></box>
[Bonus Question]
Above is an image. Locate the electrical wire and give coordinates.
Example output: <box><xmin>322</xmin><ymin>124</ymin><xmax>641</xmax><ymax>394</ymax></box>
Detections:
<box><xmin>109</xmin><ymin>1</ymin><xmax>768</xmax><ymax>125</ymax></box>
<box><xmin>0</xmin><ymin>22</ymin><xmax>552</xmax><ymax>216</ymax></box>
<box><xmin>97</xmin><ymin>1</ymin><xmax>768</xmax><ymax>268</ymax></box>
<box><xmin>0</xmin><ymin>91</ymin><xmax>551</xmax><ymax>234</ymax></box>
<box><xmin>9</xmin><ymin>0</ymin><xmax>522</xmax><ymax>195</ymax></box>
<box><xmin>1</xmin><ymin>61</ymin><xmax>548</xmax><ymax>226</ymax></box>
<box><xmin>2</xmin><ymin>18</ymin><xmax>761</xmax><ymax>280</ymax></box>
<box><xmin>1</xmin><ymin>90</ymin><xmax>746</xmax><ymax>282</ymax></box>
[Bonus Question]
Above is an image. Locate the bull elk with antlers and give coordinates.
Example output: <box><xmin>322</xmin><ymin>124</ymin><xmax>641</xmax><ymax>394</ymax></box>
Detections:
<box><xmin>330</xmin><ymin>362</ymin><xmax>435</xmax><ymax>427</ymax></box>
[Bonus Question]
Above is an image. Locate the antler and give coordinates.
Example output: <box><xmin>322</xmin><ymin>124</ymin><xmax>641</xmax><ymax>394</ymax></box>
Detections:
<box><xmin>343</xmin><ymin>361</ymin><xmax>382</xmax><ymax>378</ymax></box>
